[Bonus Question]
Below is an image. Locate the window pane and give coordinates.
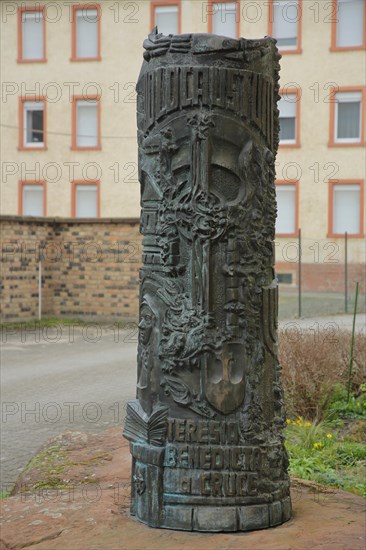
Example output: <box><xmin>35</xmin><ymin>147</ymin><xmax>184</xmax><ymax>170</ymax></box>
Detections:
<box><xmin>76</xmin><ymin>100</ymin><xmax>98</xmax><ymax>147</ymax></box>
<box><xmin>337</xmin><ymin>0</ymin><xmax>364</xmax><ymax>47</ymax></box>
<box><xmin>24</xmin><ymin>102</ymin><xmax>44</xmax><ymax>146</ymax></box>
<box><xmin>76</xmin><ymin>185</ymin><xmax>98</xmax><ymax>217</ymax></box>
<box><xmin>276</xmin><ymin>185</ymin><xmax>296</xmax><ymax>234</ymax></box>
<box><xmin>26</xmin><ymin>110</ymin><xmax>44</xmax><ymax>143</ymax></box>
<box><xmin>273</xmin><ymin>0</ymin><xmax>298</xmax><ymax>49</ymax></box>
<box><xmin>22</xmin><ymin>11</ymin><xmax>44</xmax><ymax>59</ymax></box>
<box><xmin>212</xmin><ymin>2</ymin><xmax>237</xmax><ymax>38</ymax></box>
<box><xmin>154</xmin><ymin>5</ymin><xmax>178</xmax><ymax>35</ymax></box>
<box><xmin>76</xmin><ymin>9</ymin><xmax>98</xmax><ymax>58</ymax></box>
<box><xmin>279</xmin><ymin>118</ymin><xmax>296</xmax><ymax>141</ymax></box>
<box><xmin>278</xmin><ymin>94</ymin><xmax>297</xmax><ymax>117</ymax></box>
<box><xmin>277</xmin><ymin>273</ymin><xmax>293</xmax><ymax>284</ymax></box>
<box><xmin>23</xmin><ymin>185</ymin><xmax>44</xmax><ymax>216</ymax></box>
<box><xmin>333</xmin><ymin>184</ymin><xmax>360</xmax><ymax>233</ymax></box>
<box><xmin>337</xmin><ymin>101</ymin><xmax>361</xmax><ymax>140</ymax></box>
<box><xmin>278</xmin><ymin>94</ymin><xmax>296</xmax><ymax>142</ymax></box>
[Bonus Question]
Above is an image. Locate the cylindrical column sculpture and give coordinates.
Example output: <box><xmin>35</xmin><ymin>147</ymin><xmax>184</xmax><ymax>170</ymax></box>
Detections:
<box><xmin>124</xmin><ymin>30</ymin><xmax>291</xmax><ymax>532</ymax></box>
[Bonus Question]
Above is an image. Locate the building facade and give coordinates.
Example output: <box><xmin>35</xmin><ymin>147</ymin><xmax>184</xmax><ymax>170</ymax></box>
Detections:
<box><xmin>1</xmin><ymin>0</ymin><xmax>365</xmax><ymax>291</ymax></box>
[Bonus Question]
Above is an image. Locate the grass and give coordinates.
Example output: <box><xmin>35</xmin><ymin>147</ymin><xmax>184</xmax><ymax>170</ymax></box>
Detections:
<box><xmin>278</xmin><ymin>290</ymin><xmax>365</xmax><ymax>319</ymax></box>
<box><xmin>0</xmin><ymin>317</ymin><xmax>92</xmax><ymax>331</ymax></box>
<box><xmin>285</xmin><ymin>413</ymin><xmax>366</xmax><ymax>497</ymax></box>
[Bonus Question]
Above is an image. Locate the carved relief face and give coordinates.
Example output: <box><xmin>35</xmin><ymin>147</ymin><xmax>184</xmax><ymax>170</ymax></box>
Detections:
<box><xmin>139</xmin><ymin>303</ymin><xmax>155</xmax><ymax>346</ymax></box>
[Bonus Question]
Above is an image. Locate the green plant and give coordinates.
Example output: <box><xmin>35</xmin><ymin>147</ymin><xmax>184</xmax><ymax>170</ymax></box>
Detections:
<box><xmin>285</xmin><ymin>420</ymin><xmax>366</xmax><ymax>497</ymax></box>
<box><xmin>327</xmin><ymin>385</ymin><xmax>366</xmax><ymax>419</ymax></box>
<box><xmin>280</xmin><ymin>329</ymin><xmax>366</xmax><ymax>420</ymax></box>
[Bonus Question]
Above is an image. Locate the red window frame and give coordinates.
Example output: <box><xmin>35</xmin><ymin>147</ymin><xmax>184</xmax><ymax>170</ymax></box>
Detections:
<box><xmin>71</xmin><ymin>180</ymin><xmax>101</xmax><ymax>218</ymax></box>
<box><xmin>328</xmin><ymin>86</ymin><xmax>366</xmax><ymax>147</ymax></box>
<box><xmin>207</xmin><ymin>0</ymin><xmax>240</xmax><ymax>37</ymax></box>
<box><xmin>18</xmin><ymin>180</ymin><xmax>47</xmax><ymax>216</ymax></box>
<box><xmin>268</xmin><ymin>0</ymin><xmax>303</xmax><ymax>55</ymax></box>
<box><xmin>71</xmin><ymin>3</ymin><xmax>101</xmax><ymax>61</ymax></box>
<box><xmin>330</xmin><ymin>0</ymin><xmax>366</xmax><ymax>52</ymax></box>
<box><xmin>71</xmin><ymin>95</ymin><xmax>101</xmax><ymax>151</ymax></box>
<box><xmin>18</xmin><ymin>95</ymin><xmax>48</xmax><ymax>151</ymax></box>
<box><xmin>150</xmin><ymin>1</ymin><xmax>181</xmax><ymax>33</ymax></box>
<box><xmin>328</xmin><ymin>179</ymin><xmax>364</xmax><ymax>238</ymax></box>
<box><xmin>17</xmin><ymin>5</ymin><xmax>47</xmax><ymax>63</ymax></box>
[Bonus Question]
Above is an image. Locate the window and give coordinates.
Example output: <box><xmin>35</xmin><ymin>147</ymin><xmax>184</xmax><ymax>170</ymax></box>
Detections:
<box><xmin>72</xmin><ymin>5</ymin><xmax>101</xmax><ymax>60</ymax></box>
<box><xmin>72</xmin><ymin>96</ymin><xmax>101</xmax><ymax>150</ymax></box>
<box><xmin>19</xmin><ymin>182</ymin><xmax>46</xmax><ymax>216</ymax></box>
<box><xmin>275</xmin><ymin>182</ymin><xmax>299</xmax><ymax>236</ymax></box>
<box><xmin>152</xmin><ymin>3</ymin><xmax>179</xmax><ymax>35</ymax></box>
<box><xmin>332</xmin><ymin>0</ymin><xmax>365</xmax><ymax>50</ymax></box>
<box><xmin>72</xmin><ymin>182</ymin><xmax>100</xmax><ymax>218</ymax></box>
<box><xmin>329</xmin><ymin>87</ymin><xmax>365</xmax><ymax>146</ymax></box>
<box><xmin>268</xmin><ymin>0</ymin><xmax>302</xmax><ymax>53</ymax></box>
<box><xmin>19</xmin><ymin>97</ymin><xmax>47</xmax><ymax>150</ymax></box>
<box><xmin>277</xmin><ymin>273</ymin><xmax>293</xmax><ymax>284</ymax></box>
<box><xmin>209</xmin><ymin>1</ymin><xmax>239</xmax><ymax>38</ymax></box>
<box><xmin>329</xmin><ymin>180</ymin><xmax>364</xmax><ymax>237</ymax></box>
<box><xmin>335</xmin><ymin>92</ymin><xmax>362</xmax><ymax>143</ymax></box>
<box><xmin>278</xmin><ymin>90</ymin><xmax>300</xmax><ymax>146</ymax></box>
<box><xmin>18</xmin><ymin>7</ymin><xmax>46</xmax><ymax>62</ymax></box>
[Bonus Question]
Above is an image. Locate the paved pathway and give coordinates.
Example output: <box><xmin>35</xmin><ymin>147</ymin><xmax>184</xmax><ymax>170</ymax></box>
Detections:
<box><xmin>1</xmin><ymin>314</ymin><xmax>364</xmax><ymax>487</ymax></box>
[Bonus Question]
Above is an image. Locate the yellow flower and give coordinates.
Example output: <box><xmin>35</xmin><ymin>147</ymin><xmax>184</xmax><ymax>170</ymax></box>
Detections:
<box><xmin>305</xmin><ymin>422</ymin><xmax>311</xmax><ymax>427</ymax></box>
<box><xmin>286</xmin><ymin>419</ymin><xmax>291</xmax><ymax>425</ymax></box>
<box><xmin>313</xmin><ymin>442</ymin><xmax>324</xmax><ymax>449</ymax></box>
<box><xmin>326</xmin><ymin>434</ymin><xmax>333</xmax><ymax>439</ymax></box>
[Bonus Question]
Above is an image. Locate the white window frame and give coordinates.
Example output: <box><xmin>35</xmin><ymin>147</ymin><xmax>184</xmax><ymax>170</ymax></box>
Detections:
<box><xmin>23</xmin><ymin>101</ymin><xmax>45</xmax><ymax>148</ymax></box>
<box><xmin>334</xmin><ymin>91</ymin><xmax>362</xmax><ymax>144</ymax></box>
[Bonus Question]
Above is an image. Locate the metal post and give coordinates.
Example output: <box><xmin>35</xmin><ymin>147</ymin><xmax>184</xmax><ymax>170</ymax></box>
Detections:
<box><xmin>347</xmin><ymin>281</ymin><xmax>359</xmax><ymax>402</ymax></box>
<box><xmin>298</xmin><ymin>228</ymin><xmax>302</xmax><ymax>318</ymax></box>
<box><xmin>345</xmin><ymin>231</ymin><xmax>348</xmax><ymax>313</ymax></box>
<box><xmin>38</xmin><ymin>260</ymin><xmax>42</xmax><ymax>320</ymax></box>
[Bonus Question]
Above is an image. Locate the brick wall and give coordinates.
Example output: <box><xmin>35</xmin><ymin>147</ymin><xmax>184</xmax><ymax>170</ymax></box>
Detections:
<box><xmin>1</xmin><ymin>217</ymin><xmax>364</xmax><ymax>323</ymax></box>
<box><xmin>0</xmin><ymin>216</ymin><xmax>141</xmax><ymax>322</ymax></box>
<box><xmin>276</xmin><ymin>261</ymin><xmax>365</xmax><ymax>294</ymax></box>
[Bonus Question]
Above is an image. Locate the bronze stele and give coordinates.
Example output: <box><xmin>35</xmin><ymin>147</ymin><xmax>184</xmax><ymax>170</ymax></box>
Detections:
<box><xmin>124</xmin><ymin>30</ymin><xmax>291</xmax><ymax>532</ymax></box>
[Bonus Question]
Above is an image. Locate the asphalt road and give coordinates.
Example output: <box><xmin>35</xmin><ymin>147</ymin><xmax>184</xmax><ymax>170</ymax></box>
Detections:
<box><xmin>1</xmin><ymin>314</ymin><xmax>365</xmax><ymax>488</ymax></box>
<box><xmin>0</xmin><ymin>326</ymin><xmax>137</xmax><ymax>487</ymax></box>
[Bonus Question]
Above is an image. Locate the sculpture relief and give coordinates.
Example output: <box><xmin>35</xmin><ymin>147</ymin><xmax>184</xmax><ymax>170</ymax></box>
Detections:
<box><xmin>124</xmin><ymin>30</ymin><xmax>291</xmax><ymax>532</ymax></box>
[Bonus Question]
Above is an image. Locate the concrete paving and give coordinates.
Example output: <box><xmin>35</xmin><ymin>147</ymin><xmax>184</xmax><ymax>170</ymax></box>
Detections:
<box><xmin>1</xmin><ymin>326</ymin><xmax>137</xmax><ymax>487</ymax></box>
<box><xmin>279</xmin><ymin>313</ymin><xmax>366</xmax><ymax>333</ymax></box>
<box><xmin>1</xmin><ymin>314</ymin><xmax>365</xmax><ymax>488</ymax></box>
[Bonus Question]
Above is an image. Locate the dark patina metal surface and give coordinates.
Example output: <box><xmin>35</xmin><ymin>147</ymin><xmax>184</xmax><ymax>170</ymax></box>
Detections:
<box><xmin>124</xmin><ymin>29</ymin><xmax>291</xmax><ymax>532</ymax></box>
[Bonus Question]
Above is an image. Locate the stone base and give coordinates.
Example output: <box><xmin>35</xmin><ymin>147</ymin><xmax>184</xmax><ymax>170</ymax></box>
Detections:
<box><xmin>130</xmin><ymin>439</ymin><xmax>292</xmax><ymax>532</ymax></box>
<box><xmin>133</xmin><ymin>497</ymin><xmax>291</xmax><ymax>532</ymax></box>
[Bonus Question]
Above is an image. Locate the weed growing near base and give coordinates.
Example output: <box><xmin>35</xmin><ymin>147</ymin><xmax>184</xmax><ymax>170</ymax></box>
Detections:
<box><xmin>285</xmin><ymin>415</ymin><xmax>366</xmax><ymax>497</ymax></box>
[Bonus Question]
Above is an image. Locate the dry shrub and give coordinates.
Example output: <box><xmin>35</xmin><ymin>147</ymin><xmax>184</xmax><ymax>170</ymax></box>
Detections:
<box><xmin>279</xmin><ymin>328</ymin><xmax>366</xmax><ymax>420</ymax></box>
